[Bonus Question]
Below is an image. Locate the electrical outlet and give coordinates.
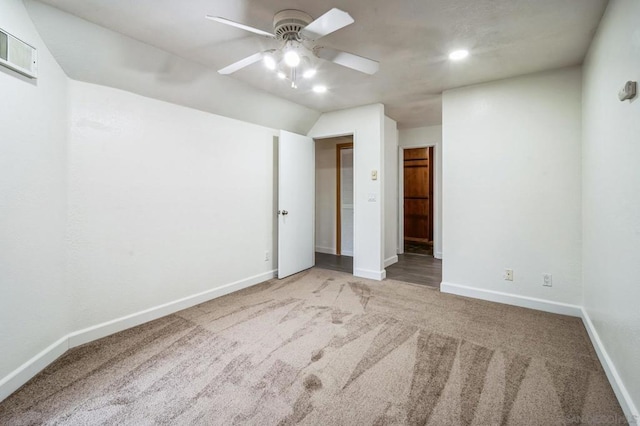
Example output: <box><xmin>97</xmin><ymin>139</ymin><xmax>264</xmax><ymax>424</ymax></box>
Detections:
<box><xmin>264</xmin><ymin>251</ymin><xmax>270</xmax><ymax>261</ymax></box>
<box><xmin>543</xmin><ymin>273</ymin><xmax>552</xmax><ymax>287</ymax></box>
<box><xmin>504</xmin><ymin>269</ymin><xmax>514</xmax><ymax>281</ymax></box>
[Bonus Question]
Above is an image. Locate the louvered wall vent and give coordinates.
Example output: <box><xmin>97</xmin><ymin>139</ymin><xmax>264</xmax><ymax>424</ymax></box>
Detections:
<box><xmin>0</xmin><ymin>28</ymin><xmax>37</xmax><ymax>79</ymax></box>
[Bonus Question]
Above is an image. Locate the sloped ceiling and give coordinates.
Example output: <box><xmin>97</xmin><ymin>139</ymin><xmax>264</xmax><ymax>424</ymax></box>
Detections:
<box><xmin>24</xmin><ymin>0</ymin><xmax>321</xmax><ymax>134</ymax></box>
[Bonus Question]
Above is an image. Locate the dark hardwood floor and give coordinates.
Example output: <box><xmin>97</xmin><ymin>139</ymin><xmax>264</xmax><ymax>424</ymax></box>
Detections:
<box><xmin>315</xmin><ymin>252</ymin><xmax>353</xmax><ymax>274</ymax></box>
<box><xmin>385</xmin><ymin>253</ymin><xmax>442</xmax><ymax>289</ymax></box>
<box><xmin>314</xmin><ymin>252</ymin><xmax>442</xmax><ymax>289</ymax></box>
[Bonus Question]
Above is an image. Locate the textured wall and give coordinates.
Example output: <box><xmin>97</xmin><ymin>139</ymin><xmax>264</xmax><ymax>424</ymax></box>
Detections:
<box><xmin>309</xmin><ymin>104</ymin><xmax>386</xmax><ymax>279</ymax></box>
<box><xmin>383</xmin><ymin>116</ymin><xmax>398</xmax><ymax>264</ymax></box>
<box><xmin>442</xmin><ymin>67</ymin><xmax>583</xmax><ymax>304</ymax></box>
<box><xmin>67</xmin><ymin>80</ymin><xmax>279</xmax><ymax>329</ymax></box>
<box><xmin>0</xmin><ymin>0</ymin><xmax>71</xmax><ymax>382</ymax></box>
<box><xmin>315</xmin><ymin>138</ymin><xmax>342</xmax><ymax>255</ymax></box>
<box><xmin>582</xmin><ymin>0</ymin><xmax>640</xmax><ymax>418</ymax></box>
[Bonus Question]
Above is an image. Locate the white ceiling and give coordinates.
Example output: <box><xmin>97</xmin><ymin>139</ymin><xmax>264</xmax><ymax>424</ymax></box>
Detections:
<box><xmin>37</xmin><ymin>0</ymin><xmax>608</xmax><ymax>128</ymax></box>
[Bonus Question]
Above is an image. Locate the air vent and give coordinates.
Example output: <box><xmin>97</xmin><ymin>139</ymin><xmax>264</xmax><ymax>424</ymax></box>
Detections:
<box><xmin>0</xmin><ymin>28</ymin><xmax>37</xmax><ymax>79</ymax></box>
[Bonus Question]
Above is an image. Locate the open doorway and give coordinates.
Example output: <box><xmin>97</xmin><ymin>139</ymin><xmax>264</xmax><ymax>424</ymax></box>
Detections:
<box><xmin>403</xmin><ymin>147</ymin><xmax>434</xmax><ymax>255</ymax></box>
<box><xmin>314</xmin><ymin>135</ymin><xmax>354</xmax><ymax>274</ymax></box>
<box><xmin>385</xmin><ymin>144</ymin><xmax>441</xmax><ymax>289</ymax></box>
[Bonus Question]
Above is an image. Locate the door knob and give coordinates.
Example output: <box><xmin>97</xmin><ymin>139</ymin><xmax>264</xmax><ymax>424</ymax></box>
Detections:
<box><xmin>282</xmin><ymin>210</ymin><xmax>288</xmax><ymax>215</ymax></box>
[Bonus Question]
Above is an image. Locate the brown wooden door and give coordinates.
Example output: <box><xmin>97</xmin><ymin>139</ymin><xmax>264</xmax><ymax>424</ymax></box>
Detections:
<box><xmin>404</xmin><ymin>147</ymin><xmax>434</xmax><ymax>243</ymax></box>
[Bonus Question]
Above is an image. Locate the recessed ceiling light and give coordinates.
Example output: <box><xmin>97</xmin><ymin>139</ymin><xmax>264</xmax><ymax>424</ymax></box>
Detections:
<box><xmin>449</xmin><ymin>49</ymin><xmax>469</xmax><ymax>61</ymax></box>
<box><xmin>303</xmin><ymin>69</ymin><xmax>317</xmax><ymax>79</ymax></box>
<box><xmin>277</xmin><ymin>71</ymin><xmax>286</xmax><ymax>79</ymax></box>
<box><xmin>312</xmin><ymin>85</ymin><xmax>327</xmax><ymax>93</ymax></box>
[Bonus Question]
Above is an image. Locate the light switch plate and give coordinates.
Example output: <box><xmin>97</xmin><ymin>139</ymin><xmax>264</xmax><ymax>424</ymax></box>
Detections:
<box><xmin>371</xmin><ymin>170</ymin><xmax>378</xmax><ymax>180</ymax></box>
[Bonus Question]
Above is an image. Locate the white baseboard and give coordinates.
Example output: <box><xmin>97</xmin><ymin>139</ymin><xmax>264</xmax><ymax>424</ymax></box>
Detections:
<box><xmin>354</xmin><ymin>268</ymin><xmax>386</xmax><ymax>281</ymax></box>
<box><xmin>434</xmin><ymin>282</ymin><xmax>637</xmax><ymax>422</ymax></box>
<box><xmin>440</xmin><ymin>282</ymin><xmax>582</xmax><ymax>317</ymax></box>
<box><xmin>315</xmin><ymin>246</ymin><xmax>337</xmax><ymax>255</ymax></box>
<box><xmin>581</xmin><ymin>308</ymin><xmax>639</xmax><ymax>424</ymax></box>
<box><xmin>384</xmin><ymin>255</ymin><xmax>398</xmax><ymax>267</ymax></box>
<box><xmin>68</xmin><ymin>269</ymin><xmax>277</xmax><ymax>347</ymax></box>
<box><xmin>0</xmin><ymin>269</ymin><xmax>276</xmax><ymax>403</ymax></box>
<box><xmin>0</xmin><ymin>336</ymin><xmax>68</xmax><ymax>402</ymax></box>
<box><xmin>435</xmin><ymin>251</ymin><xmax>443</xmax><ymax>259</ymax></box>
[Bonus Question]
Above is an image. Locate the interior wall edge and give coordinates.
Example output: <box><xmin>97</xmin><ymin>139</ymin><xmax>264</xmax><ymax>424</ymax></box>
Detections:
<box><xmin>384</xmin><ymin>255</ymin><xmax>398</xmax><ymax>268</ymax></box>
<box><xmin>440</xmin><ymin>282</ymin><xmax>582</xmax><ymax>317</ymax></box>
<box><xmin>0</xmin><ymin>269</ymin><xmax>276</xmax><ymax>404</ymax></box>
<box><xmin>0</xmin><ymin>336</ymin><xmax>68</xmax><ymax>403</ymax></box>
<box><xmin>0</xmin><ymin>0</ymin><xmax>72</xmax><ymax>386</ymax></box>
<box><xmin>315</xmin><ymin>246</ymin><xmax>337</xmax><ymax>255</ymax></box>
<box><xmin>441</xmin><ymin>281</ymin><xmax>637</xmax><ymax>423</ymax></box>
<box><xmin>354</xmin><ymin>268</ymin><xmax>386</xmax><ymax>281</ymax></box>
<box><xmin>581</xmin><ymin>308</ymin><xmax>639</xmax><ymax>424</ymax></box>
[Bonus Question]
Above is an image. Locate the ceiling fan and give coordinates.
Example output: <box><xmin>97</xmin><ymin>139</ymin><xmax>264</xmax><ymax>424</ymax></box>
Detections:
<box><xmin>206</xmin><ymin>8</ymin><xmax>379</xmax><ymax>89</ymax></box>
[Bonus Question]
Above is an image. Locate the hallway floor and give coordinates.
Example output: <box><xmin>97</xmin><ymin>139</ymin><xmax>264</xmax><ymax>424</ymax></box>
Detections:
<box><xmin>385</xmin><ymin>253</ymin><xmax>442</xmax><ymax>289</ymax></box>
<box><xmin>315</xmin><ymin>252</ymin><xmax>353</xmax><ymax>274</ymax></box>
<box><xmin>315</xmin><ymin>252</ymin><xmax>442</xmax><ymax>289</ymax></box>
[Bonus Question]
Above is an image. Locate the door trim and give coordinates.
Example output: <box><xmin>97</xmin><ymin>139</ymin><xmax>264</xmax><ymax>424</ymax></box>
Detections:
<box><xmin>336</xmin><ymin>142</ymin><xmax>353</xmax><ymax>256</ymax></box>
<box><xmin>398</xmin><ymin>144</ymin><xmax>441</xmax><ymax>259</ymax></box>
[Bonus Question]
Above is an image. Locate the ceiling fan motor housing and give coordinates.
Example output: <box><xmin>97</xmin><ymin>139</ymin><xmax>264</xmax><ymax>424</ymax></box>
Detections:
<box><xmin>273</xmin><ymin>10</ymin><xmax>313</xmax><ymax>41</ymax></box>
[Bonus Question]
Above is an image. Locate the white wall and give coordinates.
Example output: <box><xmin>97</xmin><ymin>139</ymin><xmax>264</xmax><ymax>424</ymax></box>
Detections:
<box><xmin>383</xmin><ymin>116</ymin><xmax>398</xmax><ymax>266</ymax></box>
<box><xmin>442</xmin><ymin>67</ymin><xmax>583</xmax><ymax>305</ymax></box>
<box><xmin>309</xmin><ymin>104</ymin><xmax>385</xmax><ymax>280</ymax></box>
<box><xmin>582</xmin><ymin>0</ymin><xmax>640</xmax><ymax>418</ymax></box>
<box><xmin>0</xmin><ymin>0</ymin><xmax>71</xmax><ymax>384</ymax></box>
<box><xmin>315</xmin><ymin>138</ymin><xmax>339</xmax><ymax>254</ymax></box>
<box><xmin>23</xmin><ymin>0</ymin><xmax>320</xmax><ymax>135</ymax></box>
<box><xmin>398</xmin><ymin>125</ymin><xmax>443</xmax><ymax>258</ymax></box>
<box><xmin>67</xmin><ymin>80</ymin><xmax>279</xmax><ymax>329</ymax></box>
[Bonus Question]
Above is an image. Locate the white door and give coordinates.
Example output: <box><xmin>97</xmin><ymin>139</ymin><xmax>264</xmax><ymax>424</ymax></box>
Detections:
<box><xmin>278</xmin><ymin>130</ymin><xmax>315</xmax><ymax>278</ymax></box>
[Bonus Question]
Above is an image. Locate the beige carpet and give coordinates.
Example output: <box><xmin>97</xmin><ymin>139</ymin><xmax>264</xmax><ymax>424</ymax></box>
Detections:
<box><xmin>0</xmin><ymin>268</ymin><xmax>626</xmax><ymax>425</ymax></box>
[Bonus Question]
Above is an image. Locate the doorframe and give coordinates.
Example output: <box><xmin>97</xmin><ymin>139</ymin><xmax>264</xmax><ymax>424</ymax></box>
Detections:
<box><xmin>336</xmin><ymin>142</ymin><xmax>354</xmax><ymax>256</ymax></box>
<box><xmin>312</xmin><ymin>132</ymin><xmax>356</xmax><ymax>276</ymax></box>
<box><xmin>398</xmin><ymin>144</ymin><xmax>441</xmax><ymax>259</ymax></box>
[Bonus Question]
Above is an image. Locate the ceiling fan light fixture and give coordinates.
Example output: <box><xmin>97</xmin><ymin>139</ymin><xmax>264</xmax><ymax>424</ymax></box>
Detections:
<box><xmin>312</xmin><ymin>84</ymin><xmax>327</xmax><ymax>93</ymax></box>
<box><xmin>449</xmin><ymin>49</ymin><xmax>469</xmax><ymax>61</ymax></box>
<box><xmin>210</xmin><ymin>8</ymin><xmax>380</xmax><ymax>87</ymax></box>
<box><xmin>262</xmin><ymin>55</ymin><xmax>278</xmax><ymax>71</ymax></box>
<box><xmin>263</xmin><ymin>52</ymin><xmax>277</xmax><ymax>70</ymax></box>
<box><xmin>284</xmin><ymin>50</ymin><xmax>301</xmax><ymax>67</ymax></box>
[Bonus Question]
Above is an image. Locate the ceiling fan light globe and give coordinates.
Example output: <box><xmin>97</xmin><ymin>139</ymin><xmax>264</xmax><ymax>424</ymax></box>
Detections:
<box><xmin>263</xmin><ymin>54</ymin><xmax>277</xmax><ymax>70</ymax></box>
<box><xmin>284</xmin><ymin>50</ymin><xmax>301</xmax><ymax>67</ymax></box>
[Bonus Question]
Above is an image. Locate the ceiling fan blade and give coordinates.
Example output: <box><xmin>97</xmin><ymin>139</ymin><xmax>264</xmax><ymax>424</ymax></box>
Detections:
<box><xmin>218</xmin><ymin>52</ymin><xmax>264</xmax><ymax>75</ymax></box>
<box><xmin>206</xmin><ymin>15</ymin><xmax>275</xmax><ymax>38</ymax></box>
<box><xmin>315</xmin><ymin>47</ymin><xmax>379</xmax><ymax>75</ymax></box>
<box><xmin>299</xmin><ymin>8</ymin><xmax>354</xmax><ymax>41</ymax></box>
